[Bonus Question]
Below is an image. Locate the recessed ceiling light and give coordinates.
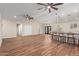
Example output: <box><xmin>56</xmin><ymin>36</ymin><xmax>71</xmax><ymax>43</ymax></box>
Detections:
<box><xmin>14</xmin><ymin>16</ymin><xmax>16</xmax><ymax>18</ymax></box>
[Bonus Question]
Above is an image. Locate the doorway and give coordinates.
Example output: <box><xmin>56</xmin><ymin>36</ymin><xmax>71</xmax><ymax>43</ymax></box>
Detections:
<box><xmin>45</xmin><ymin>26</ymin><xmax>51</xmax><ymax>34</ymax></box>
<box><xmin>17</xmin><ymin>24</ymin><xmax>23</xmax><ymax>36</ymax></box>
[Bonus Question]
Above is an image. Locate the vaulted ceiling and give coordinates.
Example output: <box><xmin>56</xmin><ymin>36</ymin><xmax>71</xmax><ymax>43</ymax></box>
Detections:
<box><xmin>0</xmin><ymin>3</ymin><xmax>79</xmax><ymax>23</ymax></box>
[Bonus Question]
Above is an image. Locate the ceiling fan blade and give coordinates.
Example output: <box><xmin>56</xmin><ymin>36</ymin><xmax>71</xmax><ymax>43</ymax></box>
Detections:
<box><xmin>53</xmin><ymin>3</ymin><xmax>63</xmax><ymax>6</ymax></box>
<box><xmin>51</xmin><ymin>6</ymin><xmax>58</xmax><ymax>10</ymax></box>
<box><xmin>37</xmin><ymin>3</ymin><xmax>47</xmax><ymax>6</ymax></box>
<box><xmin>47</xmin><ymin>3</ymin><xmax>54</xmax><ymax>6</ymax></box>
<box><xmin>47</xmin><ymin>3</ymin><xmax>50</xmax><ymax>5</ymax></box>
<box><xmin>48</xmin><ymin>8</ymin><xmax>51</xmax><ymax>13</ymax></box>
<box><xmin>50</xmin><ymin>3</ymin><xmax>54</xmax><ymax>5</ymax></box>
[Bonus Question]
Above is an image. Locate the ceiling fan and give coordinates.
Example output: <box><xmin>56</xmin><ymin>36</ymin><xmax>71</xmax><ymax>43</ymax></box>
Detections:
<box><xmin>21</xmin><ymin>14</ymin><xmax>34</xmax><ymax>20</ymax></box>
<box><xmin>37</xmin><ymin>3</ymin><xmax>63</xmax><ymax>13</ymax></box>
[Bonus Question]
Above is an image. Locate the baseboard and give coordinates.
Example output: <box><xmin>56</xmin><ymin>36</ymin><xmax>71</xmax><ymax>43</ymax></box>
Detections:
<box><xmin>2</xmin><ymin>36</ymin><xmax>17</xmax><ymax>39</ymax></box>
<box><xmin>22</xmin><ymin>34</ymin><xmax>42</xmax><ymax>36</ymax></box>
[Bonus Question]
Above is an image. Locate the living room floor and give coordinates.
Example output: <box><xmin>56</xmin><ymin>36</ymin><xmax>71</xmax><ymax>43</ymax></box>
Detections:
<box><xmin>0</xmin><ymin>34</ymin><xmax>79</xmax><ymax>56</ymax></box>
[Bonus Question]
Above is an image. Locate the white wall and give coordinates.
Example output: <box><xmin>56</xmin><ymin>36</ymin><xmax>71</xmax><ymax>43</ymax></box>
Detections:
<box><xmin>0</xmin><ymin>15</ymin><xmax>2</xmax><ymax>47</ymax></box>
<box><xmin>52</xmin><ymin>21</ymin><xmax>79</xmax><ymax>33</ymax></box>
<box><xmin>32</xmin><ymin>21</ymin><xmax>44</xmax><ymax>34</ymax></box>
<box><xmin>22</xmin><ymin>21</ymin><xmax>44</xmax><ymax>36</ymax></box>
<box><xmin>2</xmin><ymin>19</ymin><xmax>44</xmax><ymax>38</ymax></box>
<box><xmin>3</xmin><ymin>18</ymin><xmax>79</xmax><ymax>39</ymax></box>
<box><xmin>39</xmin><ymin>24</ymin><xmax>45</xmax><ymax>34</ymax></box>
<box><xmin>22</xmin><ymin>25</ymin><xmax>32</xmax><ymax>35</ymax></box>
<box><xmin>2</xmin><ymin>19</ymin><xmax>17</xmax><ymax>38</ymax></box>
<box><xmin>32</xmin><ymin>22</ymin><xmax>40</xmax><ymax>35</ymax></box>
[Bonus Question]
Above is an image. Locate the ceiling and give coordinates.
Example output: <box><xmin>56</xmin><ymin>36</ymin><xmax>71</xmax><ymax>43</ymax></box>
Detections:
<box><xmin>0</xmin><ymin>3</ymin><xmax>79</xmax><ymax>23</ymax></box>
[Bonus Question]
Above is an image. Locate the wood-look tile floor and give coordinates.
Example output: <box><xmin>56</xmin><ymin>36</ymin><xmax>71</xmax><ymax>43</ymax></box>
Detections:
<box><xmin>0</xmin><ymin>34</ymin><xmax>79</xmax><ymax>56</ymax></box>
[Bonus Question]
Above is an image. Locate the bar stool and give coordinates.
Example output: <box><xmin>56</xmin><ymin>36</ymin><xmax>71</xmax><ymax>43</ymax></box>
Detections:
<box><xmin>53</xmin><ymin>32</ymin><xmax>60</xmax><ymax>41</ymax></box>
<box><xmin>67</xmin><ymin>33</ymin><xmax>75</xmax><ymax>44</ymax></box>
<box><xmin>59</xmin><ymin>33</ymin><xmax>66</xmax><ymax>43</ymax></box>
<box><xmin>53</xmin><ymin>35</ymin><xmax>59</xmax><ymax>41</ymax></box>
<box><xmin>74</xmin><ymin>34</ymin><xmax>79</xmax><ymax>45</ymax></box>
<box><xmin>51</xmin><ymin>32</ymin><xmax>54</xmax><ymax>40</ymax></box>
